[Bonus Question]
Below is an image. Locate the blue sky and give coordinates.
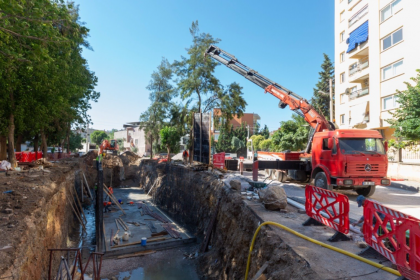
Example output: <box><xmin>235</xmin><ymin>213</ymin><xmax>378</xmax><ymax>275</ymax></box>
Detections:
<box><xmin>75</xmin><ymin>0</ymin><xmax>335</xmax><ymax>132</ymax></box>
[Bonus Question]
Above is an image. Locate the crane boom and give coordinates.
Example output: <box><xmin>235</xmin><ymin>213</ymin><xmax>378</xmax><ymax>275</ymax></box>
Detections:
<box><xmin>205</xmin><ymin>45</ymin><xmax>332</xmax><ymax>132</ymax></box>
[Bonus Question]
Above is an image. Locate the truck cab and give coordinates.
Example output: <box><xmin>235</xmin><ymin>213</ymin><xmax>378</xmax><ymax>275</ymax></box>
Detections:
<box><xmin>311</xmin><ymin>129</ymin><xmax>390</xmax><ymax>196</ymax></box>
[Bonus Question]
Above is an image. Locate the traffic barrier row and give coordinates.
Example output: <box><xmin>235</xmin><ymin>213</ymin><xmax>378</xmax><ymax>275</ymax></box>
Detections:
<box><xmin>363</xmin><ymin>200</ymin><xmax>420</xmax><ymax>280</ymax></box>
<box><xmin>303</xmin><ymin>184</ymin><xmax>420</xmax><ymax>279</ymax></box>
<box><xmin>305</xmin><ymin>185</ymin><xmax>350</xmax><ymax>234</ymax></box>
<box><xmin>16</xmin><ymin>151</ymin><xmax>43</xmax><ymax>163</ymax></box>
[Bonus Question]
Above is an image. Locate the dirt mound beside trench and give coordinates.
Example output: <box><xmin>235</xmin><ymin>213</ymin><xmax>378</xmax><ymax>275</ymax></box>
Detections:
<box><xmin>139</xmin><ymin>162</ymin><xmax>319</xmax><ymax>280</ymax></box>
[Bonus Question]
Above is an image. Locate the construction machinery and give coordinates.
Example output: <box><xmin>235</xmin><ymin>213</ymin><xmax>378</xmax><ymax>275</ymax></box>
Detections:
<box><xmin>205</xmin><ymin>45</ymin><xmax>390</xmax><ymax>196</ymax></box>
<box><xmin>99</xmin><ymin>139</ymin><xmax>119</xmax><ymax>155</ymax></box>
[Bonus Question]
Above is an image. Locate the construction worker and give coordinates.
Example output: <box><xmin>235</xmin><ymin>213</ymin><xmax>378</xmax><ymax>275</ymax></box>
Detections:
<box><xmin>352</xmin><ymin>195</ymin><xmax>385</xmax><ymax>231</ymax></box>
<box><xmin>182</xmin><ymin>149</ymin><xmax>189</xmax><ymax>165</ymax></box>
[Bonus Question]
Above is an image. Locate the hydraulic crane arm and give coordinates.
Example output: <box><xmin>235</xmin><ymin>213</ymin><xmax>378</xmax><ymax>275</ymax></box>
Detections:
<box><xmin>205</xmin><ymin>45</ymin><xmax>333</xmax><ymax>132</ymax></box>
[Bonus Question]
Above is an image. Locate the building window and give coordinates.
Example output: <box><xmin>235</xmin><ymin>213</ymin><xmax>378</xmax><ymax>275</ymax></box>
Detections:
<box><xmin>381</xmin><ymin>0</ymin><xmax>402</xmax><ymax>22</ymax></box>
<box><xmin>340</xmin><ymin>114</ymin><xmax>345</xmax><ymax>124</ymax></box>
<box><xmin>340</xmin><ymin>31</ymin><xmax>345</xmax><ymax>42</ymax></box>
<box><xmin>382</xmin><ymin>28</ymin><xmax>403</xmax><ymax>50</ymax></box>
<box><xmin>340</xmin><ymin>72</ymin><xmax>346</xmax><ymax>83</ymax></box>
<box><xmin>340</xmin><ymin>52</ymin><xmax>345</xmax><ymax>63</ymax></box>
<box><xmin>340</xmin><ymin>11</ymin><xmax>345</xmax><ymax>22</ymax></box>
<box><xmin>340</xmin><ymin>93</ymin><xmax>347</xmax><ymax>104</ymax></box>
<box><xmin>382</xmin><ymin>95</ymin><xmax>399</xmax><ymax>110</ymax></box>
<box><xmin>382</xmin><ymin>60</ymin><xmax>403</xmax><ymax>80</ymax></box>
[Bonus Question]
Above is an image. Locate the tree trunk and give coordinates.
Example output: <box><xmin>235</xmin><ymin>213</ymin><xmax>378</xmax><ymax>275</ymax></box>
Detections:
<box><xmin>16</xmin><ymin>134</ymin><xmax>22</xmax><ymax>152</ymax></box>
<box><xmin>0</xmin><ymin>135</ymin><xmax>7</xmax><ymax>160</ymax></box>
<box><xmin>41</xmin><ymin>129</ymin><xmax>47</xmax><ymax>158</ymax></box>
<box><xmin>167</xmin><ymin>146</ymin><xmax>171</xmax><ymax>161</ymax></box>
<box><xmin>150</xmin><ymin>135</ymin><xmax>153</xmax><ymax>159</ymax></box>
<box><xmin>7</xmin><ymin>113</ymin><xmax>16</xmax><ymax>167</ymax></box>
<box><xmin>66</xmin><ymin>124</ymin><xmax>70</xmax><ymax>153</ymax></box>
<box><xmin>34</xmin><ymin>134</ymin><xmax>39</xmax><ymax>152</ymax></box>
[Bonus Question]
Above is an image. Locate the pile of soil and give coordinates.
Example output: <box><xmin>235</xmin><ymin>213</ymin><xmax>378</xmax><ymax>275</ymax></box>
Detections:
<box><xmin>0</xmin><ymin>159</ymin><xmax>80</xmax><ymax>278</ymax></box>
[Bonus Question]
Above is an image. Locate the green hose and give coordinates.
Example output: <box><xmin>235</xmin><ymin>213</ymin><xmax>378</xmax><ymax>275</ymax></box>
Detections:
<box><xmin>244</xmin><ymin>221</ymin><xmax>401</xmax><ymax>280</ymax></box>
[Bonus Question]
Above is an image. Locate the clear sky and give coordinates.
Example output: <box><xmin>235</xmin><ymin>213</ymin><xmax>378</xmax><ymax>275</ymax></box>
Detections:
<box><xmin>75</xmin><ymin>0</ymin><xmax>335</xmax><ymax>132</ymax></box>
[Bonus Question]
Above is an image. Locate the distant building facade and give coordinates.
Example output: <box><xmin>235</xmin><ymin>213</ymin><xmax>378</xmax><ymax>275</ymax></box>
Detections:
<box><xmin>212</xmin><ymin>108</ymin><xmax>260</xmax><ymax>141</ymax></box>
<box><xmin>114</xmin><ymin>122</ymin><xmax>151</xmax><ymax>156</ymax></box>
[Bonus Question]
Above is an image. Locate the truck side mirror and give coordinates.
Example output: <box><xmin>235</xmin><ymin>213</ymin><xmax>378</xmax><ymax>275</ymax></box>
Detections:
<box><xmin>384</xmin><ymin>141</ymin><xmax>388</xmax><ymax>152</ymax></box>
<box><xmin>328</xmin><ymin>138</ymin><xmax>333</xmax><ymax>150</ymax></box>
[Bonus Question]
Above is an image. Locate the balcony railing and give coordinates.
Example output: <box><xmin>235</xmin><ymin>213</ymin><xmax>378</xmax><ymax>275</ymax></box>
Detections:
<box><xmin>349</xmin><ymin>87</ymin><xmax>369</xmax><ymax>101</ymax></box>
<box><xmin>349</xmin><ymin>57</ymin><xmax>369</xmax><ymax>76</ymax></box>
<box><xmin>349</xmin><ymin>5</ymin><xmax>368</xmax><ymax>27</ymax></box>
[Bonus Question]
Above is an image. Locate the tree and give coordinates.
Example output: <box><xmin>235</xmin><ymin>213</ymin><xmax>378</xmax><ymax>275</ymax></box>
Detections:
<box><xmin>215</xmin><ymin>124</ymin><xmax>234</xmax><ymax>153</ymax></box>
<box><xmin>232</xmin><ymin>122</ymin><xmax>248</xmax><ymax>143</ymax></box>
<box><xmin>271</xmin><ymin>115</ymin><xmax>309</xmax><ymax>151</ymax></box>
<box><xmin>388</xmin><ymin>70</ymin><xmax>420</xmax><ymax>144</ymax></box>
<box><xmin>231</xmin><ymin>136</ymin><xmax>244</xmax><ymax>152</ymax></box>
<box><xmin>68</xmin><ymin>132</ymin><xmax>83</xmax><ymax>152</ymax></box>
<box><xmin>108</xmin><ymin>129</ymin><xmax>118</xmax><ymax>140</ymax></box>
<box><xmin>140</xmin><ymin>58</ymin><xmax>175</xmax><ymax>159</ymax></box>
<box><xmin>259</xmin><ymin>139</ymin><xmax>272</xmax><ymax>151</ymax></box>
<box><xmin>247</xmin><ymin>135</ymin><xmax>265</xmax><ymax>151</ymax></box>
<box><xmin>311</xmin><ymin>54</ymin><xmax>334</xmax><ymax>120</ymax></box>
<box><xmin>91</xmin><ymin>131</ymin><xmax>108</xmax><ymax>146</ymax></box>
<box><xmin>160</xmin><ymin>126</ymin><xmax>180</xmax><ymax>160</ymax></box>
<box><xmin>260</xmin><ymin>124</ymin><xmax>270</xmax><ymax>139</ymax></box>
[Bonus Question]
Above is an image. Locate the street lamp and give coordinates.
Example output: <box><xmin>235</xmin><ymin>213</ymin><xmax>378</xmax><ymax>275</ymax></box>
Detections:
<box><xmin>318</xmin><ymin>79</ymin><xmax>334</xmax><ymax>122</ymax></box>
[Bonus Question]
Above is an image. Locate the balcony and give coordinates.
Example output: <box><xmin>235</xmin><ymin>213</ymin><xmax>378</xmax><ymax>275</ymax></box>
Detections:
<box><xmin>349</xmin><ymin>5</ymin><xmax>368</xmax><ymax>28</ymax></box>
<box><xmin>349</xmin><ymin>87</ymin><xmax>369</xmax><ymax>101</ymax></box>
<box><xmin>349</xmin><ymin>57</ymin><xmax>369</xmax><ymax>83</ymax></box>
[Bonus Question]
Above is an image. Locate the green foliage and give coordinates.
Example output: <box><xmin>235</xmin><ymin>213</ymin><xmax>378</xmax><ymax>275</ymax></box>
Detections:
<box><xmin>231</xmin><ymin>136</ymin><xmax>244</xmax><ymax>152</ymax></box>
<box><xmin>247</xmin><ymin>135</ymin><xmax>265</xmax><ymax>151</ymax></box>
<box><xmin>140</xmin><ymin>58</ymin><xmax>175</xmax><ymax>158</ymax></box>
<box><xmin>116</xmin><ymin>138</ymin><xmax>125</xmax><ymax>152</ymax></box>
<box><xmin>108</xmin><ymin>129</ymin><xmax>118</xmax><ymax>140</ymax></box>
<box><xmin>131</xmin><ymin>147</ymin><xmax>138</xmax><ymax>153</ymax></box>
<box><xmin>232</xmin><ymin>122</ymin><xmax>248</xmax><ymax>143</ymax></box>
<box><xmin>311</xmin><ymin>54</ymin><xmax>334</xmax><ymax>120</ymax></box>
<box><xmin>388</xmin><ymin>70</ymin><xmax>420</xmax><ymax>144</ymax></box>
<box><xmin>69</xmin><ymin>132</ymin><xmax>83</xmax><ymax>152</ymax></box>
<box><xmin>271</xmin><ymin>115</ymin><xmax>309</xmax><ymax>151</ymax></box>
<box><xmin>91</xmin><ymin>131</ymin><xmax>108</xmax><ymax>146</ymax></box>
<box><xmin>215</xmin><ymin>125</ymin><xmax>233</xmax><ymax>153</ymax></box>
<box><xmin>160</xmin><ymin>126</ymin><xmax>180</xmax><ymax>156</ymax></box>
<box><xmin>260</xmin><ymin>124</ymin><xmax>270</xmax><ymax>139</ymax></box>
<box><xmin>259</xmin><ymin>139</ymin><xmax>272</xmax><ymax>151</ymax></box>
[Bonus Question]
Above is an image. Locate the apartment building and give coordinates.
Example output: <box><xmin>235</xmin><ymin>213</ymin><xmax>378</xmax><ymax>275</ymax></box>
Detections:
<box><xmin>212</xmin><ymin>108</ymin><xmax>260</xmax><ymax>141</ymax></box>
<box><xmin>114</xmin><ymin>122</ymin><xmax>151</xmax><ymax>156</ymax></box>
<box><xmin>335</xmin><ymin>0</ymin><xmax>420</xmax><ymax>140</ymax></box>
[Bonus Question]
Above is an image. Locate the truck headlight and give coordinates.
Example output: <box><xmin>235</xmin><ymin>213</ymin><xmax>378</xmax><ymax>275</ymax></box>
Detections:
<box><xmin>343</xmin><ymin>179</ymin><xmax>353</xmax><ymax>185</ymax></box>
<box><xmin>381</xmin><ymin>179</ymin><xmax>390</xmax><ymax>185</ymax></box>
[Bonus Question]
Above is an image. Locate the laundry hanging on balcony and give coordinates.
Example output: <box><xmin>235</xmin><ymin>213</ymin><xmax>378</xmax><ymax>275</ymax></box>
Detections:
<box><xmin>349</xmin><ymin>101</ymin><xmax>369</xmax><ymax>128</ymax></box>
<box><xmin>346</xmin><ymin>20</ymin><xmax>369</xmax><ymax>53</ymax></box>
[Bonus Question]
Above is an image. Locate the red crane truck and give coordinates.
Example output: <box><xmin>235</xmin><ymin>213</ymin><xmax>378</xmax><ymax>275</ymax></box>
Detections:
<box><xmin>205</xmin><ymin>45</ymin><xmax>390</xmax><ymax>196</ymax></box>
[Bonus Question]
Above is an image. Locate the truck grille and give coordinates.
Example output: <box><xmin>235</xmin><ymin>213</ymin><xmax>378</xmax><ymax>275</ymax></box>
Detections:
<box><xmin>346</xmin><ymin>163</ymin><xmax>386</xmax><ymax>176</ymax></box>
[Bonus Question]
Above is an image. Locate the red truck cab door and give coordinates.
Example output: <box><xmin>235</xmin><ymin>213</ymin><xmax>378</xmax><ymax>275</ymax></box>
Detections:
<box><xmin>319</xmin><ymin>138</ymin><xmax>338</xmax><ymax>177</ymax></box>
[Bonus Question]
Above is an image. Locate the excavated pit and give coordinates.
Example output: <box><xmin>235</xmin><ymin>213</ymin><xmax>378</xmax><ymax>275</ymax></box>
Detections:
<box><xmin>139</xmin><ymin>160</ymin><xmax>320</xmax><ymax>280</ymax></box>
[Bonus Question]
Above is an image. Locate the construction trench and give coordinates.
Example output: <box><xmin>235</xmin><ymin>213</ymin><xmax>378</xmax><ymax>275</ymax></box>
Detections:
<box><xmin>0</xmin><ymin>153</ymin><xmax>400</xmax><ymax>280</ymax></box>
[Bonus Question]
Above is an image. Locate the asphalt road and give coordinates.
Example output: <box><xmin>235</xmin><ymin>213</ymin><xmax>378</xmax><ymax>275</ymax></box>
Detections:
<box><xmin>238</xmin><ymin>170</ymin><xmax>420</xmax><ymax>221</ymax></box>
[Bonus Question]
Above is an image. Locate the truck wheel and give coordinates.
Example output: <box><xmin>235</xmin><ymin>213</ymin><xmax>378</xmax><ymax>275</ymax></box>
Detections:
<box><xmin>314</xmin><ymin>172</ymin><xmax>332</xmax><ymax>191</ymax></box>
<box><xmin>356</xmin><ymin>186</ymin><xmax>376</xmax><ymax>197</ymax></box>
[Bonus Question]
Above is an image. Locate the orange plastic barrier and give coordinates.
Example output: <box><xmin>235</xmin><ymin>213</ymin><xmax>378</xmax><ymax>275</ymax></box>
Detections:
<box><xmin>363</xmin><ymin>200</ymin><xmax>420</xmax><ymax>280</ymax></box>
<box><xmin>305</xmin><ymin>185</ymin><xmax>350</xmax><ymax>234</ymax></box>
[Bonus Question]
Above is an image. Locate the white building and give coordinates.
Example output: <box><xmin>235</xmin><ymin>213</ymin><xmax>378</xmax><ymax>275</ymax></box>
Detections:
<box><xmin>335</xmin><ymin>0</ymin><xmax>420</xmax><ymax>139</ymax></box>
<box><xmin>114</xmin><ymin>122</ymin><xmax>151</xmax><ymax>156</ymax></box>
<box><xmin>335</xmin><ymin>0</ymin><xmax>420</xmax><ymax>177</ymax></box>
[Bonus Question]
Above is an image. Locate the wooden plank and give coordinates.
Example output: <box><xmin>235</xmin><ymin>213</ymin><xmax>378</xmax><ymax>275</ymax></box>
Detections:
<box><xmin>103</xmin><ymin>184</ymin><xmax>126</xmax><ymax>215</ymax></box>
<box><xmin>199</xmin><ymin>198</ymin><xmax>221</xmax><ymax>253</ymax></box>
<box><xmin>82</xmin><ymin>172</ymin><xmax>93</xmax><ymax>199</ymax></box>
<box><xmin>111</xmin><ymin>237</ymin><xmax>170</xmax><ymax>248</ymax></box>
<box><xmin>117</xmin><ymin>250</ymin><xmax>156</xmax><ymax>259</ymax></box>
<box><xmin>250</xmin><ymin>262</ymin><xmax>269</xmax><ymax>280</ymax></box>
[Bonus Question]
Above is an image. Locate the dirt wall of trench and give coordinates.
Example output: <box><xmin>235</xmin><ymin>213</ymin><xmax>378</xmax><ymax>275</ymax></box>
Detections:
<box><xmin>139</xmin><ymin>161</ymin><xmax>320</xmax><ymax>280</ymax></box>
<box><xmin>0</xmin><ymin>160</ymin><xmax>92</xmax><ymax>280</ymax></box>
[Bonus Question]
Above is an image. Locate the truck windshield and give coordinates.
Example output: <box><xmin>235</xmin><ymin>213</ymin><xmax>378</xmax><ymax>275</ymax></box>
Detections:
<box><xmin>339</xmin><ymin>138</ymin><xmax>385</xmax><ymax>155</ymax></box>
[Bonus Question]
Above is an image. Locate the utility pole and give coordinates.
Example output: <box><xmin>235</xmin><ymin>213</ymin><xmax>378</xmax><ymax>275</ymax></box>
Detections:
<box><xmin>329</xmin><ymin>78</ymin><xmax>334</xmax><ymax>122</ymax></box>
<box><xmin>86</xmin><ymin>122</ymin><xmax>89</xmax><ymax>153</ymax></box>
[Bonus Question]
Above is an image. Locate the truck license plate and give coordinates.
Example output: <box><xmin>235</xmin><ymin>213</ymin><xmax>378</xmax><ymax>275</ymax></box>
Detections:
<box><xmin>363</xmin><ymin>181</ymin><xmax>375</xmax><ymax>186</ymax></box>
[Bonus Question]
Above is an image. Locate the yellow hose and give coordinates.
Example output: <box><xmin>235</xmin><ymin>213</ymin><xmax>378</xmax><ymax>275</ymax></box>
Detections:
<box><xmin>244</xmin><ymin>221</ymin><xmax>401</xmax><ymax>280</ymax></box>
